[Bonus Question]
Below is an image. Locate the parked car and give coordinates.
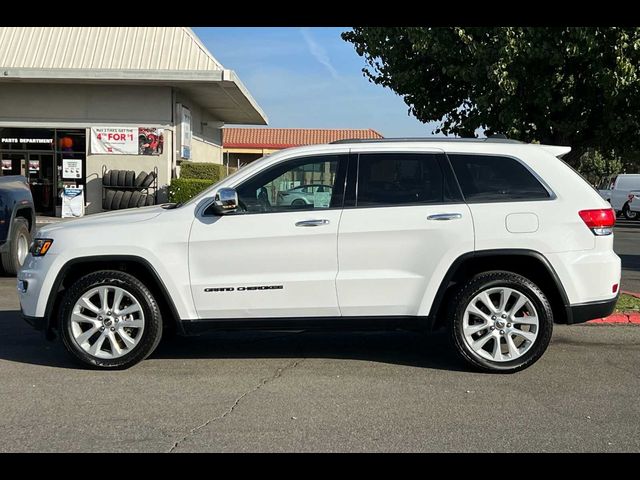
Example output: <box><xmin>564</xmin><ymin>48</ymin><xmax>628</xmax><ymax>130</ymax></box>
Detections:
<box><xmin>0</xmin><ymin>171</ymin><xmax>35</xmax><ymax>275</ymax></box>
<box><xmin>597</xmin><ymin>173</ymin><xmax>640</xmax><ymax>219</ymax></box>
<box><xmin>277</xmin><ymin>184</ymin><xmax>333</xmax><ymax>207</ymax></box>
<box><xmin>18</xmin><ymin>138</ymin><xmax>620</xmax><ymax>373</ymax></box>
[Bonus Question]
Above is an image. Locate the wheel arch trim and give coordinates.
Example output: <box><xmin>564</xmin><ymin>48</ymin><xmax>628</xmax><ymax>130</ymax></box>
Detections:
<box><xmin>427</xmin><ymin>248</ymin><xmax>572</xmax><ymax>328</ymax></box>
<box><xmin>42</xmin><ymin>255</ymin><xmax>183</xmax><ymax>335</ymax></box>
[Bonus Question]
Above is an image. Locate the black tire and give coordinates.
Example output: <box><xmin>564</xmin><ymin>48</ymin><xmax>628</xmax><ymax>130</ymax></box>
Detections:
<box><xmin>111</xmin><ymin>190</ymin><xmax>124</xmax><ymax>211</ymax></box>
<box><xmin>448</xmin><ymin>271</ymin><xmax>553</xmax><ymax>373</ymax></box>
<box><xmin>129</xmin><ymin>191</ymin><xmax>142</xmax><ymax>208</ymax></box>
<box><xmin>124</xmin><ymin>170</ymin><xmax>135</xmax><ymax>187</ymax></box>
<box><xmin>140</xmin><ymin>172</ymin><xmax>156</xmax><ymax>188</ymax></box>
<box><xmin>103</xmin><ymin>189</ymin><xmax>116</xmax><ymax>210</ymax></box>
<box><xmin>59</xmin><ymin>270</ymin><xmax>163</xmax><ymax>369</ymax></box>
<box><xmin>145</xmin><ymin>194</ymin><xmax>155</xmax><ymax>206</ymax></box>
<box><xmin>102</xmin><ymin>170</ymin><xmax>112</xmax><ymax>186</ymax></box>
<box><xmin>117</xmin><ymin>170</ymin><xmax>127</xmax><ymax>187</ymax></box>
<box><xmin>109</xmin><ymin>170</ymin><xmax>119</xmax><ymax>186</ymax></box>
<box><xmin>137</xmin><ymin>193</ymin><xmax>148</xmax><ymax>207</ymax></box>
<box><xmin>1</xmin><ymin>218</ymin><xmax>31</xmax><ymax>275</ymax></box>
<box><xmin>622</xmin><ymin>202</ymin><xmax>638</xmax><ymax>220</ymax></box>
<box><xmin>291</xmin><ymin>198</ymin><xmax>307</xmax><ymax>207</ymax></box>
<box><xmin>120</xmin><ymin>191</ymin><xmax>133</xmax><ymax>210</ymax></box>
<box><xmin>134</xmin><ymin>171</ymin><xmax>147</xmax><ymax>187</ymax></box>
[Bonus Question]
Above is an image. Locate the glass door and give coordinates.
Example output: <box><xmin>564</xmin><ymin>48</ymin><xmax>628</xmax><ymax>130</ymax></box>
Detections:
<box><xmin>27</xmin><ymin>153</ymin><xmax>56</xmax><ymax>216</ymax></box>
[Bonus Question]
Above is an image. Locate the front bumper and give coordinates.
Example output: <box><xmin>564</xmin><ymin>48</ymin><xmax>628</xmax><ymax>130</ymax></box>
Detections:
<box><xmin>21</xmin><ymin>311</ymin><xmax>46</xmax><ymax>331</ymax></box>
<box><xmin>568</xmin><ymin>294</ymin><xmax>619</xmax><ymax>324</ymax></box>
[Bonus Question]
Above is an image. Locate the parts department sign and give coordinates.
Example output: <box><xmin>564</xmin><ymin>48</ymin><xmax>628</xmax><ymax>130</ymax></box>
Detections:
<box><xmin>91</xmin><ymin>127</ymin><xmax>137</xmax><ymax>154</ymax></box>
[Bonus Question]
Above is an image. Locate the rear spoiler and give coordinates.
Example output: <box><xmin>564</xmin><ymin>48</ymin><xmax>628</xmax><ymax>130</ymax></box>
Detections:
<box><xmin>539</xmin><ymin>145</ymin><xmax>571</xmax><ymax>158</ymax></box>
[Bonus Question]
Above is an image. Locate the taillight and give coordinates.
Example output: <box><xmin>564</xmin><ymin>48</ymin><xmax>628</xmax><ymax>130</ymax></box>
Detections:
<box><xmin>579</xmin><ymin>209</ymin><xmax>615</xmax><ymax>236</ymax></box>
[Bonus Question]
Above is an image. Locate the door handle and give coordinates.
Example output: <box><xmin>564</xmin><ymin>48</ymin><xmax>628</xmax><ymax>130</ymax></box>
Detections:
<box><xmin>295</xmin><ymin>219</ymin><xmax>330</xmax><ymax>227</ymax></box>
<box><xmin>427</xmin><ymin>213</ymin><xmax>463</xmax><ymax>221</ymax></box>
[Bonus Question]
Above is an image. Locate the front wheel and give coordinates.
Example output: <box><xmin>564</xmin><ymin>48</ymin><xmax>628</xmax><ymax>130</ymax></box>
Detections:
<box><xmin>448</xmin><ymin>271</ymin><xmax>553</xmax><ymax>373</ymax></box>
<box><xmin>60</xmin><ymin>271</ymin><xmax>163</xmax><ymax>369</ymax></box>
<box><xmin>1</xmin><ymin>218</ymin><xmax>31</xmax><ymax>275</ymax></box>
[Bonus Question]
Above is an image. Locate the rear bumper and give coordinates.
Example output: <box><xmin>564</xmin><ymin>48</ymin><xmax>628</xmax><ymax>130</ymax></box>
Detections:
<box><xmin>568</xmin><ymin>295</ymin><xmax>618</xmax><ymax>324</ymax></box>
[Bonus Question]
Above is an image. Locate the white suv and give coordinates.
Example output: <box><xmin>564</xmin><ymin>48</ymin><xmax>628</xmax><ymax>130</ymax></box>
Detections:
<box><xmin>17</xmin><ymin>138</ymin><xmax>621</xmax><ymax>372</ymax></box>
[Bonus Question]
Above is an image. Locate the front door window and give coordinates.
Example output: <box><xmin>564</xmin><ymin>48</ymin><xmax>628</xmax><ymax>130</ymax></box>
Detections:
<box><xmin>235</xmin><ymin>155</ymin><xmax>342</xmax><ymax>213</ymax></box>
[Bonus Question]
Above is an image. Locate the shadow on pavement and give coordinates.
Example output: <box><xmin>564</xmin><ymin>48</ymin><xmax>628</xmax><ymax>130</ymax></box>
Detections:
<box><xmin>151</xmin><ymin>329</ymin><xmax>468</xmax><ymax>372</ymax></box>
<box><xmin>0</xmin><ymin>308</ymin><xmax>467</xmax><ymax>372</ymax></box>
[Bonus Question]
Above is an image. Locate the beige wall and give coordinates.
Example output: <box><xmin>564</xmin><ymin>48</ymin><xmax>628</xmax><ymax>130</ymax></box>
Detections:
<box><xmin>191</xmin><ymin>136</ymin><xmax>222</xmax><ymax>164</ymax></box>
<box><xmin>0</xmin><ymin>83</ymin><xmax>172</xmax><ymax>124</ymax></box>
<box><xmin>174</xmin><ymin>90</ymin><xmax>222</xmax><ymax>164</ymax></box>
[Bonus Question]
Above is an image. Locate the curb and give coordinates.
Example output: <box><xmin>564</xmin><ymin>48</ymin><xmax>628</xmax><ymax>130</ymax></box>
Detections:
<box><xmin>586</xmin><ymin>291</ymin><xmax>640</xmax><ymax>325</ymax></box>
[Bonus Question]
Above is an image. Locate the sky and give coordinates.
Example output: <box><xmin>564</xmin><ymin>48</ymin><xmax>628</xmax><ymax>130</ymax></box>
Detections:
<box><xmin>192</xmin><ymin>27</ymin><xmax>442</xmax><ymax>137</ymax></box>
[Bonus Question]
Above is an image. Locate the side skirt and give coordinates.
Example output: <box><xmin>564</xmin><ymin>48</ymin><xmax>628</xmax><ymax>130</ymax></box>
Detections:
<box><xmin>179</xmin><ymin>316</ymin><xmax>428</xmax><ymax>336</ymax></box>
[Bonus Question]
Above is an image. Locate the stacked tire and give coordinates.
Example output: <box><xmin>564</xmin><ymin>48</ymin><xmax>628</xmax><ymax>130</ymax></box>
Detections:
<box><xmin>102</xmin><ymin>169</ymin><xmax>157</xmax><ymax>211</ymax></box>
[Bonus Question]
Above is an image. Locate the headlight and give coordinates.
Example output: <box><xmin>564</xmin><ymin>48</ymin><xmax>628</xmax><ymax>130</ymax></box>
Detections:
<box><xmin>30</xmin><ymin>238</ymin><xmax>54</xmax><ymax>257</ymax></box>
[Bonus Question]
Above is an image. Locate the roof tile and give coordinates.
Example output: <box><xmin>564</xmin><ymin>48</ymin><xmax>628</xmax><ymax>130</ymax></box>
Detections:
<box><xmin>223</xmin><ymin>128</ymin><xmax>383</xmax><ymax>149</ymax></box>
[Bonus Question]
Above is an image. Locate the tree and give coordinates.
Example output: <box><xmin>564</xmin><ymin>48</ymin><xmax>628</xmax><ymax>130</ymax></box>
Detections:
<box><xmin>576</xmin><ymin>149</ymin><xmax>622</xmax><ymax>185</ymax></box>
<box><xmin>342</xmin><ymin>27</ymin><xmax>640</xmax><ymax>165</ymax></box>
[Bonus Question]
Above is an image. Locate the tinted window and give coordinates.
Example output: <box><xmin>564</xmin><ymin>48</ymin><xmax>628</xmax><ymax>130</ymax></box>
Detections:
<box><xmin>449</xmin><ymin>154</ymin><xmax>550</xmax><ymax>202</ymax></box>
<box><xmin>235</xmin><ymin>155</ymin><xmax>344</xmax><ymax>213</ymax></box>
<box><xmin>356</xmin><ymin>153</ymin><xmax>445</xmax><ymax>206</ymax></box>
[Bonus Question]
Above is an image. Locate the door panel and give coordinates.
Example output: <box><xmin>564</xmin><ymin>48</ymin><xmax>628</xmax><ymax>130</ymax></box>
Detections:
<box><xmin>337</xmin><ymin>204</ymin><xmax>473</xmax><ymax>316</ymax></box>
<box><xmin>189</xmin><ymin>154</ymin><xmax>347</xmax><ymax>320</ymax></box>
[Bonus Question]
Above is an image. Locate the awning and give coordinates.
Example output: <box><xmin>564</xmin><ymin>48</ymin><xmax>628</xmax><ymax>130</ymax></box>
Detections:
<box><xmin>0</xmin><ymin>67</ymin><xmax>268</xmax><ymax>126</ymax></box>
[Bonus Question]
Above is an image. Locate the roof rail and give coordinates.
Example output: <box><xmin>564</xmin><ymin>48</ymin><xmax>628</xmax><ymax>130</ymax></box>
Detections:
<box><xmin>329</xmin><ymin>137</ymin><xmax>524</xmax><ymax>145</ymax></box>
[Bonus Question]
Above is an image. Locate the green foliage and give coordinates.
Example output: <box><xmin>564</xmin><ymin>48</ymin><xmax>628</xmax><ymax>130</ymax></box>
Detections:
<box><xmin>179</xmin><ymin>162</ymin><xmax>226</xmax><ymax>181</ymax></box>
<box><xmin>342</xmin><ymin>27</ymin><xmax>640</xmax><ymax>163</ymax></box>
<box><xmin>577</xmin><ymin>149</ymin><xmax>623</xmax><ymax>185</ymax></box>
<box><xmin>168</xmin><ymin>178</ymin><xmax>215</xmax><ymax>203</ymax></box>
<box><xmin>615</xmin><ymin>293</ymin><xmax>640</xmax><ymax>312</ymax></box>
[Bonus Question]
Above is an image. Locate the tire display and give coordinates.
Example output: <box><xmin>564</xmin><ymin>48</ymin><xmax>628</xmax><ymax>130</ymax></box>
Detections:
<box><xmin>124</xmin><ymin>170</ymin><xmax>135</xmax><ymax>187</ymax></box>
<box><xmin>111</xmin><ymin>191</ymin><xmax>124</xmax><ymax>211</ymax></box>
<box><xmin>117</xmin><ymin>170</ymin><xmax>127</xmax><ymax>187</ymax></box>
<box><xmin>140</xmin><ymin>172</ymin><xmax>156</xmax><ymax>188</ymax></box>
<box><xmin>129</xmin><ymin>191</ymin><xmax>142</xmax><ymax>208</ymax></box>
<box><xmin>120</xmin><ymin>191</ymin><xmax>133</xmax><ymax>210</ymax></box>
<box><xmin>134</xmin><ymin>172</ymin><xmax>147</xmax><ymax>187</ymax></box>
<box><xmin>137</xmin><ymin>193</ymin><xmax>148</xmax><ymax>207</ymax></box>
<box><xmin>103</xmin><ymin>189</ymin><xmax>116</xmax><ymax>210</ymax></box>
<box><xmin>101</xmin><ymin>168</ymin><xmax>157</xmax><ymax>211</ymax></box>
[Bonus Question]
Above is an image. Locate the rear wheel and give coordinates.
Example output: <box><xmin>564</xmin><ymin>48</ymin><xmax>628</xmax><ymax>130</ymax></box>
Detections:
<box><xmin>59</xmin><ymin>271</ymin><xmax>163</xmax><ymax>369</ymax></box>
<box><xmin>1</xmin><ymin>218</ymin><xmax>31</xmax><ymax>275</ymax></box>
<box><xmin>623</xmin><ymin>203</ymin><xmax>638</xmax><ymax>220</ymax></box>
<box><xmin>448</xmin><ymin>271</ymin><xmax>553</xmax><ymax>373</ymax></box>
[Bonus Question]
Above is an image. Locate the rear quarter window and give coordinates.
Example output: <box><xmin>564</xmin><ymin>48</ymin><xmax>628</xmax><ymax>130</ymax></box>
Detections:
<box><xmin>448</xmin><ymin>154</ymin><xmax>550</xmax><ymax>202</ymax></box>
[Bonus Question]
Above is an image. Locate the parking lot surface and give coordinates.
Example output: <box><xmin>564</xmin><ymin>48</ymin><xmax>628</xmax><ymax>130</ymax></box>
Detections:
<box><xmin>1</xmin><ymin>273</ymin><xmax>639</xmax><ymax>452</ymax></box>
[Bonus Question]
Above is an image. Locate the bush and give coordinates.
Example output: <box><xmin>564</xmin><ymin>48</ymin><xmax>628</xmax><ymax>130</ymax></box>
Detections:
<box><xmin>179</xmin><ymin>162</ymin><xmax>226</xmax><ymax>181</ymax></box>
<box><xmin>168</xmin><ymin>178</ymin><xmax>215</xmax><ymax>203</ymax></box>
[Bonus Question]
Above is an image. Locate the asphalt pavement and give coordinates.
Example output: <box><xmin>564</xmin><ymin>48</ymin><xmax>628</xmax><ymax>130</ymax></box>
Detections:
<box><xmin>0</xmin><ymin>273</ymin><xmax>639</xmax><ymax>452</ymax></box>
<box><xmin>614</xmin><ymin>218</ymin><xmax>640</xmax><ymax>293</ymax></box>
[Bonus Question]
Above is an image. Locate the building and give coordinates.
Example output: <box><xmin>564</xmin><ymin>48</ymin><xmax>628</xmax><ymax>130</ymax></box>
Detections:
<box><xmin>222</xmin><ymin>128</ymin><xmax>383</xmax><ymax>170</ymax></box>
<box><xmin>0</xmin><ymin>27</ymin><xmax>267</xmax><ymax>216</ymax></box>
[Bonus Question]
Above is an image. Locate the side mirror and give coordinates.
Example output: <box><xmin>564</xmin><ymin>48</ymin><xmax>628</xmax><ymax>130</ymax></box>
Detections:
<box><xmin>210</xmin><ymin>188</ymin><xmax>239</xmax><ymax>215</ymax></box>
